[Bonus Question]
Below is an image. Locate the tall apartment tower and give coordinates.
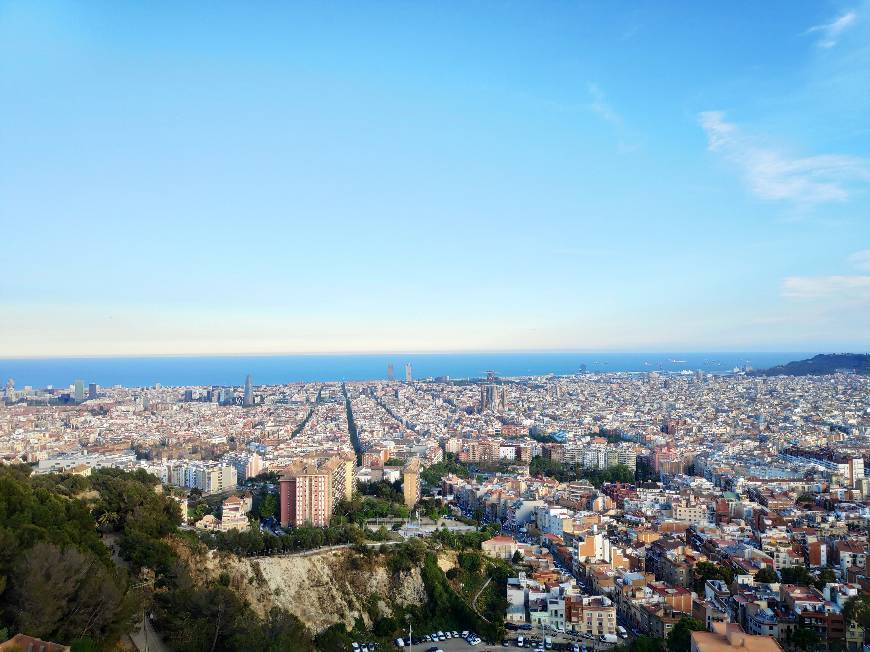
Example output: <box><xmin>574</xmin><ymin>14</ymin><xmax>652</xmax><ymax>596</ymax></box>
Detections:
<box><xmin>339</xmin><ymin>452</ymin><xmax>356</xmax><ymax>502</ymax></box>
<box><xmin>279</xmin><ymin>461</ymin><xmax>331</xmax><ymax>528</ymax></box>
<box><xmin>73</xmin><ymin>379</ymin><xmax>85</xmax><ymax>402</ymax></box>
<box><xmin>403</xmin><ymin>457</ymin><xmax>421</xmax><ymax>509</ymax></box>
<box><xmin>404</xmin><ymin>362</ymin><xmax>412</xmax><ymax>383</ymax></box>
<box><xmin>387</xmin><ymin>364</ymin><xmax>394</xmax><ymax>381</ymax></box>
<box><xmin>278</xmin><ymin>454</ymin><xmax>356</xmax><ymax>528</ymax></box>
<box><xmin>848</xmin><ymin>457</ymin><xmax>864</xmax><ymax>488</ymax></box>
<box><xmin>244</xmin><ymin>374</ymin><xmax>253</xmax><ymax>407</ymax></box>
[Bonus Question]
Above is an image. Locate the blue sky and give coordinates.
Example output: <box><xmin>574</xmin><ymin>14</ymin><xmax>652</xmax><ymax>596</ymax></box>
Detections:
<box><xmin>1</xmin><ymin>1</ymin><xmax>868</xmax><ymax>356</ymax></box>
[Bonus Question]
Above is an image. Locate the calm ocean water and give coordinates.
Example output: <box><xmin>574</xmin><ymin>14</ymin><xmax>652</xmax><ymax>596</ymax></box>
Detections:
<box><xmin>0</xmin><ymin>352</ymin><xmax>809</xmax><ymax>389</ymax></box>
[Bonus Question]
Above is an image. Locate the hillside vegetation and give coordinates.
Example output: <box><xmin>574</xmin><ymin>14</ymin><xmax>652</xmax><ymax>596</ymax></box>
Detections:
<box><xmin>752</xmin><ymin>353</ymin><xmax>869</xmax><ymax>376</ymax></box>
<box><xmin>0</xmin><ymin>465</ymin><xmax>510</xmax><ymax>651</ymax></box>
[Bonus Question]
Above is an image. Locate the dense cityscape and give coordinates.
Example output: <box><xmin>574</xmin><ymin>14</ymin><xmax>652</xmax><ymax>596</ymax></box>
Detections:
<box><xmin>0</xmin><ymin>363</ymin><xmax>867</xmax><ymax>652</ymax></box>
<box><xmin>3</xmin><ymin>1</ymin><xmax>869</xmax><ymax>651</ymax></box>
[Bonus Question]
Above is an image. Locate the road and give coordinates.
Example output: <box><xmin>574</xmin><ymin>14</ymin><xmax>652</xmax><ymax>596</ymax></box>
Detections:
<box><xmin>249</xmin><ymin>538</ymin><xmax>404</xmax><ymax>560</ymax></box>
<box><xmin>128</xmin><ymin>617</ymin><xmax>170</xmax><ymax>652</ymax></box>
<box><xmin>403</xmin><ymin>635</ymin><xmax>618</xmax><ymax>652</ymax></box>
<box><xmin>472</xmin><ymin>576</ymin><xmax>493</xmax><ymax>606</ymax></box>
<box><xmin>502</xmin><ymin>632</ymin><xmax>621</xmax><ymax>651</ymax></box>
<box><xmin>406</xmin><ymin>639</ymin><xmax>479</xmax><ymax>652</ymax></box>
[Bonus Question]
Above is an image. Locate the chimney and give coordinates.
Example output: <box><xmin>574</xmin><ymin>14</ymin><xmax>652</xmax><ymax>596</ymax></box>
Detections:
<box><xmin>726</xmin><ymin>630</ymin><xmax>746</xmax><ymax>647</ymax></box>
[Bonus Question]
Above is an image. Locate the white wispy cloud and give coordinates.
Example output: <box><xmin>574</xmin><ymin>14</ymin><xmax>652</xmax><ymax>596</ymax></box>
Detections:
<box><xmin>782</xmin><ymin>275</ymin><xmax>870</xmax><ymax>300</ymax></box>
<box><xmin>587</xmin><ymin>83</ymin><xmax>622</xmax><ymax>126</ymax></box>
<box><xmin>848</xmin><ymin>249</ymin><xmax>870</xmax><ymax>270</ymax></box>
<box><xmin>699</xmin><ymin>111</ymin><xmax>870</xmax><ymax>205</ymax></box>
<box><xmin>804</xmin><ymin>10</ymin><xmax>857</xmax><ymax>48</ymax></box>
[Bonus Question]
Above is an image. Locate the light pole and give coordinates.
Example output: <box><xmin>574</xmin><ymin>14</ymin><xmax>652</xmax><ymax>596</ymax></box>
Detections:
<box><xmin>405</xmin><ymin>614</ymin><xmax>413</xmax><ymax>652</ymax></box>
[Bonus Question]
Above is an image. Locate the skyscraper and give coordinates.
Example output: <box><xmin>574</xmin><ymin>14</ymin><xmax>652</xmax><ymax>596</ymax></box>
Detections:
<box><xmin>404</xmin><ymin>362</ymin><xmax>412</xmax><ymax>383</ymax></box>
<box><xmin>74</xmin><ymin>379</ymin><xmax>85</xmax><ymax>402</ymax></box>
<box><xmin>387</xmin><ymin>364</ymin><xmax>394</xmax><ymax>381</ymax></box>
<box><xmin>88</xmin><ymin>383</ymin><xmax>97</xmax><ymax>400</ymax></box>
<box><xmin>244</xmin><ymin>374</ymin><xmax>253</xmax><ymax>407</ymax></box>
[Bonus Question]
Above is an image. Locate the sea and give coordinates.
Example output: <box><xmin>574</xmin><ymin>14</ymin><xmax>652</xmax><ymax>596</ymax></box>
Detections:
<box><xmin>0</xmin><ymin>352</ymin><xmax>809</xmax><ymax>389</ymax></box>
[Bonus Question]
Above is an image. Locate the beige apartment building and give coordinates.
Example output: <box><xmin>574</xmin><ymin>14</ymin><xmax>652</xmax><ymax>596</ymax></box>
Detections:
<box><xmin>403</xmin><ymin>457</ymin><xmax>421</xmax><ymax>508</ymax></box>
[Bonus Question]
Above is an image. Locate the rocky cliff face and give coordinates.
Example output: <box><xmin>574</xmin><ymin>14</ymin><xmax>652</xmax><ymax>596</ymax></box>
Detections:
<box><xmin>180</xmin><ymin>545</ymin><xmax>426</xmax><ymax>633</ymax></box>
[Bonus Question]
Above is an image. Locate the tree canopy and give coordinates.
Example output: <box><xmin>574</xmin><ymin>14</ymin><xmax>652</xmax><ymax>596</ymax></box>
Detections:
<box><xmin>755</xmin><ymin>567</ymin><xmax>778</xmax><ymax>583</ymax></box>
<box><xmin>843</xmin><ymin>595</ymin><xmax>870</xmax><ymax>630</ymax></box>
<box><xmin>666</xmin><ymin>617</ymin><xmax>705</xmax><ymax>652</ymax></box>
<box><xmin>528</xmin><ymin>457</ymin><xmax>635</xmax><ymax>487</ymax></box>
<box><xmin>0</xmin><ymin>466</ymin><xmax>141</xmax><ymax>648</ymax></box>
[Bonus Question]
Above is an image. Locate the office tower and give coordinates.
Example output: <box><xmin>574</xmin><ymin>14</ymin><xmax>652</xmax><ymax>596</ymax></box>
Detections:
<box><xmin>183</xmin><ymin>389</ymin><xmax>194</xmax><ymax>402</ymax></box>
<box><xmin>387</xmin><ymin>364</ymin><xmax>394</xmax><ymax>381</ymax></box>
<box><xmin>221</xmin><ymin>388</ymin><xmax>234</xmax><ymax>405</ymax></box>
<box><xmin>74</xmin><ymin>379</ymin><xmax>85</xmax><ymax>402</ymax></box>
<box><xmin>88</xmin><ymin>383</ymin><xmax>97</xmax><ymax>400</ymax></box>
<box><xmin>402</xmin><ymin>458</ymin><xmax>421</xmax><ymax>508</ymax></box>
<box><xmin>244</xmin><ymin>374</ymin><xmax>253</xmax><ymax>407</ymax></box>
<box><xmin>4</xmin><ymin>378</ymin><xmax>13</xmax><ymax>401</ymax></box>
<box><xmin>404</xmin><ymin>362</ymin><xmax>412</xmax><ymax>383</ymax></box>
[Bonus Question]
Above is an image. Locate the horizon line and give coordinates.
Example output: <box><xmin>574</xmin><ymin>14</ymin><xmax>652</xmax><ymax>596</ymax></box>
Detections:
<box><xmin>0</xmin><ymin>348</ymin><xmax>837</xmax><ymax>361</ymax></box>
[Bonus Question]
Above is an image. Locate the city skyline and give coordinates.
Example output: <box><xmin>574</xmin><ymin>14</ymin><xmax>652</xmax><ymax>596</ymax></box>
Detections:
<box><xmin>1</xmin><ymin>1</ymin><xmax>869</xmax><ymax>356</ymax></box>
<box><xmin>0</xmin><ymin>4</ymin><xmax>868</xmax><ymax>651</ymax></box>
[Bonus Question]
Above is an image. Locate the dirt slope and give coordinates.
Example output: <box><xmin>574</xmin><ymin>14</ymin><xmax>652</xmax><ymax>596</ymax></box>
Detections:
<box><xmin>178</xmin><ymin>544</ymin><xmax>426</xmax><ymax>633</ymax></box>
